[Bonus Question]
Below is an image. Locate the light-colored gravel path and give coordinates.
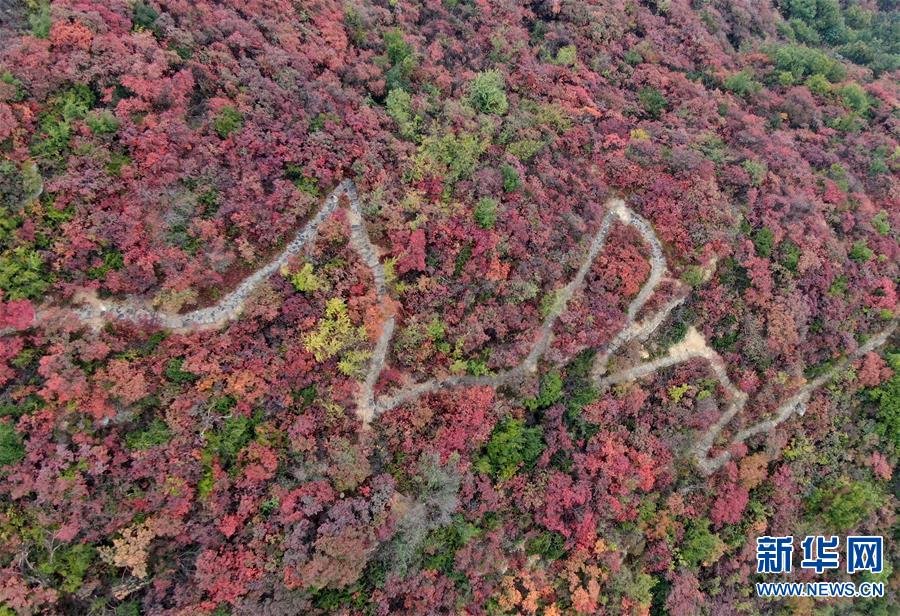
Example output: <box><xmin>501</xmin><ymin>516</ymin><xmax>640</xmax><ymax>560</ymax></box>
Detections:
<box><xmin>11</xmin><ymin>181</ymin><xmax>896</xmax><ymax>473</ymax></box>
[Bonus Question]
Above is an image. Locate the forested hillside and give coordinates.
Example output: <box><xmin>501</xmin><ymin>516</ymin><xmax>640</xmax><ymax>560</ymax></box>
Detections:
<box><xmin>0</xmin><ymin>1</ymin><xmax>897</xmax><ymax>614</ymax></box>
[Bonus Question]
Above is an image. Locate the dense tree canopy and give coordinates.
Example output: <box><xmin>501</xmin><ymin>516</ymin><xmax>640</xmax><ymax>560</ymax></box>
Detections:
<box><xmin>0</xmin><ymin>1</ymin><xmax>897</xmax><ymax>614</ymax></box>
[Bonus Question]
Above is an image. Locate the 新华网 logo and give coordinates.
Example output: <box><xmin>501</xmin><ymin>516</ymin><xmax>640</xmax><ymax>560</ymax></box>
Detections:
<box><xmin>756</xmin><ymin>535</ymin><xmax>883</xmax><ymax>574</ymax></box>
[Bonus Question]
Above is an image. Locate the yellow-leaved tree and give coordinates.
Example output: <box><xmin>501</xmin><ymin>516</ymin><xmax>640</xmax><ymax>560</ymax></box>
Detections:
<box><xmin>303</xmin><ymin>298</ymin><xmax>370</xmax><ymax>378</ymax></box>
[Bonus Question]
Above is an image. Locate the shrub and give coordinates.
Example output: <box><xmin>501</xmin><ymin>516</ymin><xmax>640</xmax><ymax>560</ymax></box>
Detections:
<box><xmin>379</xmin><ymin>454</ymin><xmax>461</xmax><ymax>575</ymax></box>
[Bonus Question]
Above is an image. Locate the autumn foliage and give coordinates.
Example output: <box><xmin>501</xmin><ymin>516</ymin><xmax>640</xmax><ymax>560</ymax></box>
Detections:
<box><xmin>0</xmin><ymin>1</ymin><xmax>897</xmax><ymax>614</ymax></box>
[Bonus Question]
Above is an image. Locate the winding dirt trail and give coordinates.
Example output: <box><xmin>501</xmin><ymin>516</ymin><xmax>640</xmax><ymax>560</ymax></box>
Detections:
<box><xmin>53</xmin><ymin>181</ymin><xmax>352</xmax><ymax>332</ymax></box>
<box><xmin>13</xmin><ymin>181</ymin><xmax>896</xmax><ymax>474</ymax></box>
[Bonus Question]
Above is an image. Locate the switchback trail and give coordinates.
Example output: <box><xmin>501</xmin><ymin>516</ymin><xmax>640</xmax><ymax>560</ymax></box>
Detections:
<box><xmin>58</xmin><ymin>181</ymin><xmax>353</xmax><ymax>332</ymax></box>
<box><xmin>13</xmin><ymin>181</ymin><xmax>896</xmax><ymax>474</ymax></box>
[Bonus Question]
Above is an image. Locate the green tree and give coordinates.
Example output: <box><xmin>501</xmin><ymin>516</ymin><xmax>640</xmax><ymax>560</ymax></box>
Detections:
<box><xmin>477</xmin><ymin>417</ymin><xmax>544</xmax><ymax>480</ymax></box>
<box><xmin>86</xmin><ymin>110</ymin><xmax>119</xmax><ymax>135</ymax></box>
<box><xmin>0</xmin><ymin>246</ymin><xmax>49</xmax><ymax>300</ymax></box>
<box><xmin>386</xmin><ymin>88</ymin><xmax>419</xmax><ymax>139</ymax></box>
<box><xmin>132</xmin><ymin>1</ymin><xmax>160</xmax><ymax>33</ymax></box>
<box><xmin>414</xmin><ymin>131</ymin><xmax>489</xmax><ymax>185</ymax></box>
<box><xmin>680</xmin><ymin>518</ymin><xmax>720</xmax><ymax>568</ymax></box>
<box><xmin>753</xmin><ymin>227</ymin><xmax>775</xmax><ymax>258</ymax></box>
<box><xmin>783</xmin><ymin>0</ymin><xmax>817</xmax><ymax>21</ymax></box>
<box><xmin>164</xmin><ymin>358</ymin><xmax>198</xmax><ymax>384</ymax></box>
<box><xmin>805</xmin><ymin>73</ymin><xmax>832</xmax><ymax>95</ymax></box>
<box><xmin>469</xmin><ymin>70</ymin><xmax>508</xmax><ymax>115</ymax></box>
<box><xmin>36</xmin><ymin>543</ymin><xmax>95</xmax><ymax>594</ymax></box>
<box><xmin>213</xmin><ymin>106</ymin><xmax>243</xmax><ymax>138</ymax></box>
<box><xmin>724</xmin><ymin>70</ymin><xmax>761</xmax><ymax>98</ymax></box>
<box><xmin>0</xmin><ymin>421</ymin><xmax>24</xmax><ymax>467</ymax></box>
<box><xmin>779</xmin><ymin>240</ymin><xmax>802</xmax><ymax>273</ymax></box>
<box><xmin>126</xmin><ymin>419</ymin><xmax>171</xmax><ymax>450</ymax></box>
<box><xmin>501</xmin><ymin>164</ymin><xmax>521</xmax><ymax>192</ymax></box>
<box><xmin>552</xmin><ymin>44</ymin><xmax>577</xmax><ymax>66</ymax></box>
<box><xmin>639</xmin><ymin>87</ymin><xmax>668</xmax><ymax>119</ymax></box>
<box><xmin>31</xmin><ymin>84</ymin><xmax>95</xmax><ymax>165</ymax></box>
<box><xmin>383</xmin><ymin>28</ymin><xmax>417</xmax><ymax>91</ymax></box>
<box><xmin>523</xmin><ymin>371</ymin><xmax>563</xmax><ymax>411</ymax></box>
<box><xmin>206</xmin><ymin>414</ymin><xmax>254</xmax><ymax>465</ymax></box>
<box><xmin>421</xmin><ymin>514</ymin><xmax>480</xmax><ymax>573</ymax></box>
<box><xmin>474</xmin><ymin>197</ymin><xmax>498</xmax><ymax>229</ymax></box>
<box><xmin>849</xmin><ymin>239</ymin><xmax>874</xmax><ymax>262</ymax></box>
<box><xmin>808</xmin><ymin>478</ymin><xmax>883</xmax><ymax>531</ymax></box>
<box><xmin>28</xmin><ymin>1</ymin><xmax>51</xmax><ymax>39</ymax></box>
<box><xmin>871</xmin><ymin>211</ymin><xmax>890</xmax><ymax>236</ymax></box>
<box><xmin>870</xmin><ymin>352</ymin><xmax>900</xmax><ymax>449</ymax></box>
<box><xmin>526</xmin><ymin>531</ymin><xmax>567</xmax><ymax>560</ymax></box>
<box><xmin>840</xmin><ymin>83</ymin><xmax>869</xmax><ymax>114</ymax></box>
<box><xmin>772</xmin><ymin>44</ymin><xmax>845</xmax><ymax>83</ymax></box>
<box><xmin>742</xmin><ymin>159</ymin><xmax>767</xmax><ymax>187</ymax></box>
